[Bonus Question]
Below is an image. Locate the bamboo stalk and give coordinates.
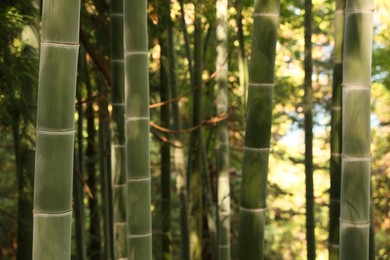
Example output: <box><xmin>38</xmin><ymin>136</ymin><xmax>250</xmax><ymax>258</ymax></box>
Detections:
<box><xmin>340</xmin><ymin>0</ymin><xmax>374</xmax><ymax>259</ymax></box>
<box><xmin>33</xmin><ymin>0</ymin><xmax>81</xmax><ymax>258</ymax></box>
<box><xmin>237</xmin><ymin>0</ymin><xmax>279</xmax><ymax>259</ymax></box>
<box><xmin>304</xmin><ymin>0</ymin><xmax>316</xmax><ymax>259</ymax></box>
<box><xmin>124</xmin><ymin>0</ymin><xmax>152</xmax><ymax>258</ymax></box>
<box><xmin>329</xmin><ymin>0</ymin><xmax>345</xmax><ymax>258</ymax></box>
<box><xmin>159</xmin><ymin>2</ymin><xmax>172</xmax><ymax>259</ymax></box>
<box><xmin>216</xmin><ymin>0</ymin><xmax>231</xmax><ymax>258</ymax></box>
<box><xmin>110</xmin><ymin>0</ymin><xmax>127</xmax><ymax>259</ymax></box>
<box><xmin>167</xmin><ymin>1</ymin><xmax>190</xmax><ymax>257</ymax></box>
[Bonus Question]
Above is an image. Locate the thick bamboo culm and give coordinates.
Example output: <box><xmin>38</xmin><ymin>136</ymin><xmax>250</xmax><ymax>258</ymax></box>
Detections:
<box><xmin>340</xmin><ymin>0</ymin><xmax>374</xmax><ymax>259</ymax></box>
<box><xmin>328</xmin><ymin>0</ymin><xmax>345</xmax><ymax>258</ymax></box>
<box><xmin>110</xmin><ymin>0</ymin><xmax>127</xmax><ymax>258</ymax></box>
<box><xmin>124</xmin><ymin>0</ymin><xmax>152</xmax><ymax>259</ymax></box>
<box><xmin>237</xmin><ymin>0</ymin><xmax>279</xmax><ymax>259</ymax></box>
<box><xmin>32</xmin><ymin>0</ymin><xmax>81</xmax><ymax>259</ymax></box>
<box><xmin>216</xmin><ymin>0</ymin><xmax>231</xmax><ymax>258</ymax></box>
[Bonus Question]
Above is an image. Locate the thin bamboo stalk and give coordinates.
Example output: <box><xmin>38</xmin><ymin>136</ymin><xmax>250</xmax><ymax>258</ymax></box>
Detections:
<box><xmin>340</xmin><ymin>0</ymin><xmax>374</xmax><ymax>259</ymax></box>
<box><xmin>329</xmin><ymin>0</ymin><xmax>345</xmax><ymax>258</ymax></box>
<box><xmin>237</xmin><ymin>0</ymin><xmax>279</xmax><ymax>259</ymax></box>
<box><xmin>216</xmin><ymin>0</ymin><xmax>231</xmax><ymax>258</ymax></box>
<box><xmin>304</xmin><ymin>0</ymin><xmax>316</xmax><ymax>259</ymax></box>
<box><xmin>110</xmin><ymin>0</ymin><xmax>127</xmax><ymax>259</ymax></box>
<box><xmin>167</xmin><ymin>2</ymin><xmax>190</xmax><ymax>257</ymax></box>
<box><xmin>189</xmin><ymin>2</ymin><xmax>204</xmax><ymax>258</ymax></box>
<box><xmin>159</xmin><ymin>1</ymin><xmax>172</xmax><ymax>258</ymax></box>
<box><xmin>32</xmin><ymin>0</ymin><xmax>81</xmax><ymax>258</ymax></box>
<box><xmin>124</xmin><ymin>0</ymin><xmax>152</xmax><ymax>258</ymax></box>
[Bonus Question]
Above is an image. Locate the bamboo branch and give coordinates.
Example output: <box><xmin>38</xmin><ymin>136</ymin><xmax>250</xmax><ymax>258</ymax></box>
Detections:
<box><xmin>79</xmin><ymin>28</ymin><xmax>111</xmax><ymax>86</ymax></box>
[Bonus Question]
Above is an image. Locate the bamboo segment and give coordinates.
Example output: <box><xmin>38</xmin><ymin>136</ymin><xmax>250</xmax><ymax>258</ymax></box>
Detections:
<box><xmin>340</xmin><ymin>0</ymin><xmax>374</xmax><ymax>259</ymax></box>
<box><xmin>110</xmin><ymin>0</ymin><xmax>127</xmax><ymax>258</ymax></box>
<box><xmin>33</xmin><ymin>0</ymin><xmax>80</xmax><ymax>258</ymax></box>
<box><xmin>329</xmin><ymin>2</ymin><xmax>345</xmax><ymax>258</ymax></box>
<box><xmin>216</xmin><ymin>0</ymin><xmax>231</xmax><ymax>258</ymax></box>
<box><xmin>124</xmin><ymin>0</ymin><xmax>152</xmax><ymax>258</ymax></box>
<box><xmin>237</xmin><ymin>0</ymin><xmax>279</xmax><ymax>259</ymax></box>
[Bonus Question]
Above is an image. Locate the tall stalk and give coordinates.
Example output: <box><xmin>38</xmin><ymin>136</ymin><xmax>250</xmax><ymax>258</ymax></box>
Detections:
<box><xmin>237</xmin><ymin>0</ymin><xmax>279</xmax><ymax>259</ymax></box>
<box><xmin>329</xmin><ymin>0</ymin><xmax>345</xmax><ymax>258</ymax></box>
<box><xmin>168</xmin><ymin>2</ymin><xmax>190</xmax><ymax>258</ymax></box>
<box><xmin>216</xmin><ymin>0</ymin><xmax>230</xmax><ymax>258</ymax></box>
<box><xmin>124</xmin><ymin>0</ymin><xmax>152</xmax><ymax>258</ymax></box>
<box><xmin>32</xmin><ymin>0</ymin><xmax>80</xmax><ymax>258</ymax></box>
<box><xmin>110</xmin><ymin>0</ymin><xmax>127</xmax><ymax>258</ymax></box>
<box><xmin>189</xmin><ymin>2</ymin><xmax>204</xmax><ymax>258</ymax></box>
<box><xmin>98</xmin><ymin>80</ymin><xmax>113</xmax><ymax>260</ymax></box>
<box><xmin>84</xmin><ymin>51</ymin><xmax>102</xmax><ymax>260</ymax></box>
<box><xmin>304</xmin><ymin>0</ymin><xmax>316</xmax><ymax>259</ymax></box>
<box><xmin>340</xmin><ymin>0</ymin><xmax>374</xmax><ymax>259</ymax></box>
<box><xmin>159</xmin><ymin>1</ymin><xmax>172</xmax><ymax>258</ymax></box>
<box><xmin>74</xmin><ymin>88</ymin><xmax>86</xmax><ymax>260</ymax></box>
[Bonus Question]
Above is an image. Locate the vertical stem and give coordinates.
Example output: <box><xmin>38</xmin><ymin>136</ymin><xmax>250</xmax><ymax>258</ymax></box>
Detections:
<box><xmin>74</xmin><ymin>89</ymin><xmax>86</xmax><ymax>260</ymax></box>
<box><xmin>216</xmin><ymin>0</ymin><xmax>231</xmax><ymax>258</ymax></box>
<box><xmin>340</xmin><ymin>0</ymin><xmax>374</xmax><ymax>259</ymax></box>
<box><xmin>159</xmin><ymin>2</ymin><xmax>172</xmax><ymax>258</ymax></box>
<box><xmin>168</xmin><ymin>2</ymin><xmax>190</xmax><ymax>257</ymax></box>
<box><xmin>110</xmin><ymin>0</ymin><xmax>127</xmax><ymax>259</ymax></box>
<box><xmin>189</xmin><ymin>2</ymin><xmax>204</xmax><ymax>258</ymax></box>
<box><xmin>329</xmin><ymin>0</ymin><xmax>345</xmax><ymax>258</ymax></box>
<box><xmin>84</xmin><ymin>50</ymin><xmax>102</xmax><ymax>260</ymax></box>
<box><xmin>237</xmin><ymin>0</ymin><xmax>279</xmax><ymax>259</ymax></box>
<box><xmin>98</xmin><ymin>81</ymin><xmax>113</xmax><ymax>260</ymax></box>
<box><xmin>124</xmin><ymin>0</ymin><xmax>152</xmax><ymax>258</ymax></box>
<box><xmin>32</xmin><ymin>0</ymin><xmax>81</xmax><ymax>258</ymax></box>
<box><xmin>304</xmin><ymin>0</ymin><xmax>316</xmax><ymax>259</ymax></box>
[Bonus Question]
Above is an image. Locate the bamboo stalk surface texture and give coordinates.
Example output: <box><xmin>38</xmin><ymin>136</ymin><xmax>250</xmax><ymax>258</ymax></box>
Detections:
<box><xmin>216</xmin><ymin>0</ymin><xmax>231</xmax><ymax>258</ymax></box>
<box><xmin>237</xmin><ymin>0</ymin><xmax>279</xmax><ymax>259</ymax></box>
<box><xmin>110</xmin><ymin>0</ymin><xmax>127</xmax><ymax>258</ymax></box>
<box><xmin>340</xmin><ymin>0</ymin><xmax>374</xmax><ymax>259</ymax></box>
<box><xmin>329</xmin><ymin>0</ymin><xmax>345</xmax><ymax>258</ymax></box>
<box><xmin>33</xmin><ymin>0</ymin><xmax>81</xmax><ymax>259</ymax></box>
<box><xmin>124</xmin><ymin>0</ymin><xmax>152</xmax><ymax>258</ymax></box>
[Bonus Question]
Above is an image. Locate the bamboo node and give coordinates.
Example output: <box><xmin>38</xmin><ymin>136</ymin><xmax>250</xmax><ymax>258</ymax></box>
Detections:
<box><xmin>128</xmin><ymin>233</ymin><xmax>152</xmax><ymax>238</ymax></box>
<box><xmin>249</xmin><ymin>82</ymin><xmax>274</xmax><ymax>88</ymax></box>
<box><xmin>243</xmin><ymin>146</ymin><xmax>270</xmax><ymax>152</ymax></box>
<box><xmin>239</xmin><ymin>206</ymin><xmax>267</xmax><ymax>213</ymax></box>
<box><xmin>339</xmin><ymin>219</ymin><xmax>370</xmax><ymax>228</ymax></box>
<box><xmin>253</xmin><ymin>12</ymin><xmax>279</xmax><ymax>17</ymax></box>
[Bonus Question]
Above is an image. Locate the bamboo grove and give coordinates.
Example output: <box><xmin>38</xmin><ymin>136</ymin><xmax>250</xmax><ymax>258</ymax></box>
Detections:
<box><xmin>1</xmin><ymin>0</ymin><xmax>388</xmax><ymax>259</ymax></box>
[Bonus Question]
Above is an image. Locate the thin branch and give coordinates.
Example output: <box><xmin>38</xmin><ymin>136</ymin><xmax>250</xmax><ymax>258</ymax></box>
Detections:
<box><xmin>150</xmin><ymin>128</ymin><xmax>183</xmax><ymax>148</ymax></box>
<box><xmin>79</xmin><ymin>28</ymin><xmax>111</xmax><ymax>86</ymax></box>
<box><xmin>150</xmin><ymin>111</ymin><xmax>229</xmax><ymax>134</ymax></box>
<box><xmin>74</xmin><ymin>165</ymin><xmax>94</xmax><ymax>199</ymax></box>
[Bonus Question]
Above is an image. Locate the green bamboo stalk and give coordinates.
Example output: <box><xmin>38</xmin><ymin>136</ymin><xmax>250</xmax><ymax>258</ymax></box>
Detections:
<box><xmin>216</xmin><ymin>0</ymin><xmax>231</xmax><ymax>258</ymax></box>
<box><xmin>98</xmin><ymin>81</ymin><xmax>113</xmax><ymax>260</ymax></box>
<box><xmin>237</xmin><ymin>0</ymin><xmax>279</xmax><ymax>259</ymax></box>
<box><xmin>167</xmin><ymin>3</ymin><xmax>190</xmax><ymax>258</ymax></box>
<box><xmin>304</xmin><ymin>0</ymin><xmax>316</xmax><ymax>259</ymax></box>
<box><xmin>110</xmin><ymin>0</ymin><xmax>127</xmax><ymax>259</ymax></box>
<box><xmin>84</xmin><ymin>50</ymin><xmax>102</xmax><ymax>260</ymax></box>
<box><xmin>329</xmin><ymin>0</ymin><xmax>345</xmax><ymax>258</ymax></box>
<box><xmin>236</xmin><ymin>0</ymin><xmax>249</xmax><ymax>114</ymax></box>
<box><xmin>159</xmin><ymin>1</ymin><xmax>172</xmax><ymax>258</ymax></box>
<box><xmin>32</xmin><ymin>0</ymin><xmax>81</xmax><ymax>258</ymax></box>
<box><xmin>124</xmin><ymin>0</ymin><xmax>152</xmax><ymax>258</ymax></box>
<box><xmin>340</xmin><ymin>1</ymin><xmax>374</xmax><ymax>259</ymax></box>
<box><xmin>189</xmin><ymin>2</ymin><xmax>204</xmax><ymax>258</ymax></box>
<box><xmin>74</xmin><ymin>88</ymin><xmax>86</xmax><ymax>260</ymax></box>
